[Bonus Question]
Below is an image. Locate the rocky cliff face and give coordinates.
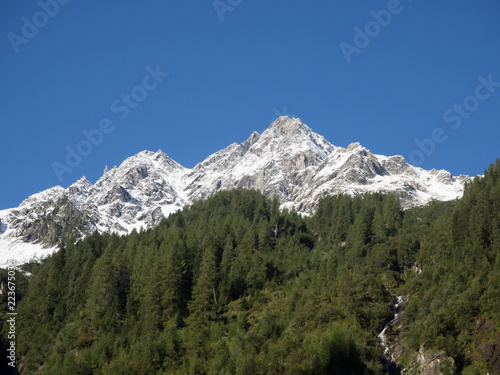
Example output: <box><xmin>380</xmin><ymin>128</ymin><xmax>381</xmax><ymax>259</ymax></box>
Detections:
<box><xmin>466</xmin><ymin>316</ymin><xmax>500</xmax><ymax>373</ymax></box>
<box><xmin>409</xmin><ymin>347</ymin><xmax>456</xmax><ymax>375</ymax></box>
<box><xmin>0</xmin><ymin>117</ymin><xmax>471</xmax><ymax>263</ymax></box>
<box><xmin>0</xmin><ymin>189</ymin><xmax>94</xmax><ymax>245</ymax></box>
<box><xmin>379</xmin><ymin>296</ymin><xmax>456</xmax><ymax>375</ymax></box>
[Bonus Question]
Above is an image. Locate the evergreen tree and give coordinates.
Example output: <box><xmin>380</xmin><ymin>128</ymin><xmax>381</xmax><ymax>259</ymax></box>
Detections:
<box><xmin>188</xmin><ymin>243</ymin><xmax>218</xmax><ymax>323</ymax></box>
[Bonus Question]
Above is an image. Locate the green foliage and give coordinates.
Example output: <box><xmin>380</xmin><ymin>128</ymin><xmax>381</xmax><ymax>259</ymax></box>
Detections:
<box><xmin>2</xmin><ymin>160</ymin><xmax>500</xmax><ymax>374</ymax></box>
<box><xmin>401</xmin><ymin>159</ymin><xmax>500</xmax><ymax>372</ymax></box>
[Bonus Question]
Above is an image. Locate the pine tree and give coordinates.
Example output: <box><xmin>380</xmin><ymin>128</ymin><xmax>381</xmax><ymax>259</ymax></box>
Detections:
<box><xmin>158</xmin><ymin>239</ymin><xmax>184</xmax><ymax>324</ymax></box>
<box><xmin>188</xmin><ymin>244</ymin><xmax>218</xmax><ymax>322</ymax></box>
<box><xmin>219</xmin><ymin>237</ymin><xmax>235</xmax><ymax>305</ymax></box>
<box><xmin>371</xmin><ymin>206</ymin><xmax>387</xmax><ymax>244</ymax></box>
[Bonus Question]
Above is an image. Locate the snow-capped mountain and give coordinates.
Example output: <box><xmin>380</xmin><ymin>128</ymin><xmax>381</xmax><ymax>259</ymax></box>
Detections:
<box><xmin>0</xmin><ymin>117</ymin><xmax>471</xmax><ymax>266</ymax></box>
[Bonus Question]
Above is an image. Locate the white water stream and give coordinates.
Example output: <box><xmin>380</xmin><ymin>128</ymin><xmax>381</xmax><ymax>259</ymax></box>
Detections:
<box><xmin>378</xmin><ymin>296</ymin><xmax>403</xmax><ymax>361</ymax></box>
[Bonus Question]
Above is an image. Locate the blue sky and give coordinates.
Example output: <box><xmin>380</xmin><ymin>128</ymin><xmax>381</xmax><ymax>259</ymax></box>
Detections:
<box><xmin>1</xmin><ymin>0</ymin><xmax>500</xmax><ymax>209</ymax></box>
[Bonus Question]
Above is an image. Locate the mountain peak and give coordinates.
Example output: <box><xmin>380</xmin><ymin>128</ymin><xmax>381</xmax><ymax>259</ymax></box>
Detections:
<box><xmin>120</xmin><ymin>149</ymin><xmax>182</xmax><ymax>169</ymax></box>
<box><xmin>0</xmin><ymin>117</ymin><xmax>472</xmax><ymax>266</ymax></box>
<box><xmin>242</xmin><ymin>130</ymin><xmax>260</xmax><ymax>148</ymax></box>
<box><xmin>347</xmin><ymin>142</ymin><xmax>363</xmax><ymax>151</ymax></box>
<box><xmin>267</xmin><ymin>116</ymin><xmax>306</xmax><ymax>134</ymax></box>
<box><xmin>73</xmin><ymin>176</ymin><xmax>92</xmax><ymax>188</ymax></box>
<box><xmin>273</xmin><ymin>115</ymin><xmax>301</xmax><ymax>124</ymax></box>
<box><xmin>263</xmin><ymin>116</ymin><xmax>312</xmax><ymax>140</ymax></box>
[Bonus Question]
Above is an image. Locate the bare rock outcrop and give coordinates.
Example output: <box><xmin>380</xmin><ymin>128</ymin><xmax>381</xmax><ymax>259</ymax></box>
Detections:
<box><xmin>466</xmin><ymin>316</ymin><xmax>500</xmax><ymax>374</ymax></box>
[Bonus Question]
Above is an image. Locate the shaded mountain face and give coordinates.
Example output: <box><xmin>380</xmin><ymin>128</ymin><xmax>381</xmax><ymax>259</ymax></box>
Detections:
<box><xmin>0</xmin><ymin>116</ymin><xmax>471</xmax><ymax>251</ymax></box>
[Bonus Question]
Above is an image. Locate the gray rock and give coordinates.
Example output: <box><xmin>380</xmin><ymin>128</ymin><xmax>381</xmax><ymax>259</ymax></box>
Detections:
<box><xmin>0</xmin><ymin>116</ymin><xmax>472</xmax><ymax>250</ymax></box>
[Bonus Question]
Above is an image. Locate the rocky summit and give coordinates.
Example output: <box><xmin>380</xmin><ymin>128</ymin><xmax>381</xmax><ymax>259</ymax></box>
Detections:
<box><xmin>0</xmin><ymin>116</ymin><xmax>471</xmax><ymax>264</ymax></box>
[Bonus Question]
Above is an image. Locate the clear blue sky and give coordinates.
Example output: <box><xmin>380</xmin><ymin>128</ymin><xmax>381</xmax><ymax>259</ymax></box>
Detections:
<box><xmin>1</xmin><ymin>0</ymin><xmax>500</xmax><ymax>209</ymax></box>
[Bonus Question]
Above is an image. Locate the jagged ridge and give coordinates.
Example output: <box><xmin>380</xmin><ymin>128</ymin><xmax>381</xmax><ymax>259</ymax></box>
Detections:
<box><xmin>0</xmin><ymin>116</ymin><xmax>471</xmax><ymax>265</ymax></box>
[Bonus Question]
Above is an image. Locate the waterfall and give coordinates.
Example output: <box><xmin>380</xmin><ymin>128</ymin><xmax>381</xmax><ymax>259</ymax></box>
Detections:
<box><xmin>378</xmin><ymin>296</ymin><xmax>403</xmax><ymax>362</ymax></box>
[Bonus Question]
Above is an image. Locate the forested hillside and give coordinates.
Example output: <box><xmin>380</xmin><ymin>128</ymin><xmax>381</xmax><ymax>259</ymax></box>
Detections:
<box><xmin>1</xmin><ymin>160</ymin><xmax>499</xmax><ymax>374</ymax></box>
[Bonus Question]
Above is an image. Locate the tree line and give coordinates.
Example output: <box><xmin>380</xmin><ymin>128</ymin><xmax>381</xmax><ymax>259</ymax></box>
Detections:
<box><xmin>1</xmin><ymin>159</ymin><xmax>499</xmax><ymax>374</ymax></box>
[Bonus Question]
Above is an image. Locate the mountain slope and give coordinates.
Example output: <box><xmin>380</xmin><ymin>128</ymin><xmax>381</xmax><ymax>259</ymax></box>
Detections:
<box><xmin>0</xmin><ymin>116</ymin><xmax>471</xmax><ymax>266</ymax></box>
